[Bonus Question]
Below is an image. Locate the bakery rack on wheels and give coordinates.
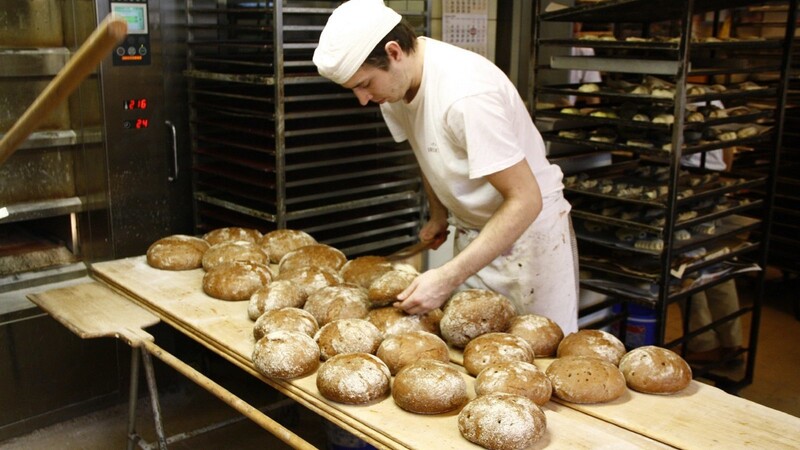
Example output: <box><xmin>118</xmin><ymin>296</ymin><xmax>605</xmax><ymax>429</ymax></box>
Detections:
<box><xmin>185</xmin><ymin>1</ymin><xmax>431</xmax><ymax>258</ymax></box>
<box><xmin>532</xmin><ymin>0</ymin><xmax>797</xmax><ymax>392</ymax></box>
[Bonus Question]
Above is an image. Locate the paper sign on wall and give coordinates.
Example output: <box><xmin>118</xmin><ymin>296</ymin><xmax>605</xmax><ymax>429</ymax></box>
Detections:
<box><xmin>443</xmin><ymin>0</ymin><xmax>489</xmax><ymax>57</ymax></box>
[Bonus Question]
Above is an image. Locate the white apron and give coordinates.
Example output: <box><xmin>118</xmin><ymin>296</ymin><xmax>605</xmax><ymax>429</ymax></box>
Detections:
<box><xmin>453</xmin><ymin>193</ymin><xmax>579</xmax><ymax>334</ymax></box>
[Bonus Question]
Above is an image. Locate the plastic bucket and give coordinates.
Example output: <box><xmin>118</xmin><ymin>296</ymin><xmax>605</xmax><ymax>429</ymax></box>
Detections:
<box><xmin>612</xmin><ymin>303</ymin><xmax>657</xmax><ymax>348</ymax></box>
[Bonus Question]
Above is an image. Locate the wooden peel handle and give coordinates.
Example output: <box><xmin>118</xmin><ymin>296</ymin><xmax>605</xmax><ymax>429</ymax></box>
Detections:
<box><xmin>0</xmin><ymin>14</ymin><xmax>128</xmax><ymax>166</ymax></box>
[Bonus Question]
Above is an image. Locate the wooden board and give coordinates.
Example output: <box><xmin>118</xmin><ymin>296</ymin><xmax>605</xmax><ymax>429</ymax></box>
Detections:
<box><xmin>91</xmin><ymin>256</ymin><xmax>671</xmax><ymax>449</ymax></box>
<box><xmin>27</xmin><ymin>281</ymin><xmax>159</xmax><ymax>346</ymax></box>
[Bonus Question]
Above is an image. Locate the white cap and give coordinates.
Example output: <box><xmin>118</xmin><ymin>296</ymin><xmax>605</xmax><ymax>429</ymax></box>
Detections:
<box><xmin>313</xmin><ymin>0</ymin><xmax>402</xmax><ymax>85</ymax></box>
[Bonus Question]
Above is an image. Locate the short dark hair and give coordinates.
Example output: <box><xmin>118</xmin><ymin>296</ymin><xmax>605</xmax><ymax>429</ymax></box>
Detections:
<box><xmin>363</xmin><ymin>20</ymin><xmax>417</xmax><ymax>70</ymax></box>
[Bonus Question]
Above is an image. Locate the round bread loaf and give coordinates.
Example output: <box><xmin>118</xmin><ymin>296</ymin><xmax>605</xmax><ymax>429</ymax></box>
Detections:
<box><xmin>462</xmin><ymin>332</ymin><xmax>535</xmax><ymax>377</ymax></box>
<box><xmin>474</xmin><ymin>361</ymin><xmax>552</xmax><ymax>406</ymax></box>
<box><xmin>619</xmin><ymin>346</ymin><xmax>692</xmax><ymax>394</ymax></box>
<box><xmin>314</xmin><ymin>318</ymin><xmax>383</xmax><ymax>361</ymax></box>
<box><xmin>202</xmin><ymin>240</ymin><xmax>270</xmax><ymax>272</ymax></box>
<box><xmin>366</xmin><ymin>306</ymin><xmax>442</xmax><ymax>337</ymax></box>
<box><xmin>275</xmin><ymin>265</ymin><xmax>342</xmax><ymax>296</ymax></box>
<box><xmin>367</xmin><ymin>269</ymin><xmax>418</xmax><ymax>307</ymax></box>
<box><xmin>259</xmin><ymin>229</ymin><xmax>317</xmax><ymax>264</ymax></box>
<box><xmin>557</xmin><ymin>329</ymin><xmax>627</xmax><ymax>366</ymax></box>
<box><xmin>392</xmin><ymin>359</ymin><xmax>468</xmax><ymax>414</ymax></box>
<box><xmin>146</xmin><ymin>235</ymin><xmax>210</xmax><ymax>270</ymax></box>
<box><xmin>440</xmin><ymin>289</ymin><xmax>517</xmax><ymax>348</ymax></box>
<box><xmin>278</xmin><ymin>243</ymin><xmax>347</xmax><ymax>274</ymax></box>
<box><xmin>203</xmin><ymin>227</ymin><xmax>262</xmax><ymax>246</ymax></box>
<box><xmin>339</xmin><ymin>255</ymin><xmax>393</xmax><ymax>289</ymax></box>
<box><xmin>252</xmin><ymin>331</ymin><xmax>320</xmax><ymax>379</ymax></box>
<box><xmin>202</xmin><ymin>261</ymin><xmax>272</xmax><ymax>301</ymax></box>
<box><xmin>316</xmin><ymin>353</ymin><xmax>391</xmax><ymax>405</ymax></box>
<box><xmin>376</xmin><ymin>330</ymin><xmax>449</xmax><ymax>375</ymax></box>
<box><xmin>458</xmin><ymin>393</ymin><xmax>547</xmax><ymax>450</ymax></box>
<box><xmin>546</xmin><ymin>355</ymin><xmax>627</xmax><ymax>404</ymax></box>
<box><xmin>253</xmin><ymin>307</ymin><xmax>318</xmax><ymax>340</ymax></box>
<box><xmin>303</xmin><ymin>284</ymin><xmax>369</xmax><ymax>327</ymax></box>
<box><xmin>506</xmin><ymin>314</ymin><xmax>564</xmax><ymax>357</ymax></box>
<box><xmin>248</xmin><ymin>280</ymin><xmax>307</xmax><ymax>320</ymax></box>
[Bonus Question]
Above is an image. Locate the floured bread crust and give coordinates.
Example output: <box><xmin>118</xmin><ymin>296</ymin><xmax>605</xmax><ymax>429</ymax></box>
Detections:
<box><xmin>462</xmin><ymin>332</ymin><xmax>535</xmax><ymax>377</ymax></box>
<box><xmin>440</xmin><ymin>289</ymin><xmax>517</xmax><ymax>348</ymax></box>
<box><xmin>367</xmin><ymin>269</ymin><xmax>418</xmax><ymax>307</ymax></box>
<box><xmin>201</xmin><ymin>240</ymin><xmax>270</xmax><ymax>272</ymax></box>
<box><xmin>252</xmin><ymin>330</ymin><xmax>319</xmax><ymax>379</ymax></box>
<box><xmin>303</xmin><ymin>284</ymin><xmax>369</xmax><ymax>327</ymax></box>
<box><xmin>259</xmin><ymin>229</ymin><xmax>317</xmax><ymax>264</ymax></box>
<box><xmin>316</xmin><ymin>353</ymin><xmax>391</xmax><ymax>405</ymax></box>
<box><xmin>392</xmin><ymin>359</ymin><xmax>467</xmax><ymax>414</ymax></box>
<box><xmin>275</xmin><ymin>265</ymin><xmax>342</xmax><ymax>296</ymax></box>
<box><xmin>474</xmin><ymin>360</ymin><xmax>552</xmax><ymax>406</ymax></box>
<box><xmin>278</xmin><ymin>243</ymin><xmax>346</xmax><ymax>273</ymax></box>
<box><xmin>458</xmin><ymin>393</ymin><xmax>547</xmax><ymax>450</ymax></box>
<box><xmin>202</xmin><ymin>261</ymin><xmax>272</xmax><ymax>301</ymax></box>
<box><xmin>248</xmin><ymin>280</ymin><xmax>307</xmax><ymax>320</ymax></box>
<box><xmin>376</xmin><ymin>330</ymin><xmax>449</xmax><ymax>375</ymax></box>
<box><xmin>506</xmin><ymin>314</ymin><xmax>564</xmax><ymax>357</ymax></box>
<box><xmin>339</xmin><ymin>255</ymin><xmax>393</xmax><ymax>289</ymax></box>
<box><xmin>146</xmin><ymin>235</ymin><xmax>210</xmax><ymax>270</ymax></box>
<box><xmin>253</xmin><ymin>307</ymin><xmax>318</xmax><ymax>340</ymax></box>
<box><xmin>619</xmin><ymin>345</ymin><xmax>692</xmax><ymax>394</ymax></box>
<box><xmin>546</xmin><ymin>355</ymin><xmax>627</xmax><ymax>404</ymax></box>
<box><xmin>557</xmin><ymin>329</ymin><xmax>627</xmax><ymax>366</ymax></box>
<box><xmin>203</xmin><ymin>227</ymin><xmax>262</xmax><ymax>246</ymax></box>
<box><xmin>366</xmin><ymin>306</ymin><xmax>442</xmax><ymax>337</ymax></box>
<box><xmin>314</xmin><ymin>318</ymin><xmax>383</xmax><ymax>361</ymax></box>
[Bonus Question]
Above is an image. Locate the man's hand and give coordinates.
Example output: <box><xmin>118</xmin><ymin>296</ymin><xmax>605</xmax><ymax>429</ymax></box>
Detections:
<box><xmin>394</xmin><ymin>267</ymin><xmax>457</xmax><ymax>315</ymax></box>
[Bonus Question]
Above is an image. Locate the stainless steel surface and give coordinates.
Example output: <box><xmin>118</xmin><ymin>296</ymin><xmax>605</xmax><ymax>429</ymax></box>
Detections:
<box><xmin>186</xmin><ymin>0</ymin><xmax>426</xmax><ymax>256</ymax></box>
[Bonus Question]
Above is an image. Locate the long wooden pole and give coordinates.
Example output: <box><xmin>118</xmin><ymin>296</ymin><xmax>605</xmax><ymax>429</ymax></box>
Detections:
<box><xmin>0</xmin><ymin>13</ymin><xmax>128</xmax><ymax>165</ymax></box>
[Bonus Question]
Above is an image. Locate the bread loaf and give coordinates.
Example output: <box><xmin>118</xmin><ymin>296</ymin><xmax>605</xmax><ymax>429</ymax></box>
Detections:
<box><xmin>546</xmin><ymin>355</ymin><xmax>627</xmax><ymax>404</ymax></box>
<box><xmin>314</xmin><ymin>318</ymin><xmax>383</xmax><ymax>361</ymax></box>
<box><xmin>316</xmin><ymin>353</ymin><xmax>391</xmax><ymax>405</ymax></box>
<box><xmin>252</xmin><ymin>331</ymin><xmax>320</xmax><ymax>379</ymax></box>
<box><xmin>366</xmin><ymin>306</ymin><xmax>442</xmax><ymax>337</ymax></box>
<box><xmin>203</xmin><ymin>227</ymin><xmax>262</xmax><ymax>246</ymax></box>
<box><xmin>474</xmin><ymin>361</ymin><xmax>552</xmax><ymax>406</ymax></box>
<box><xmin>275</xmin><ymin>265</ymin><xmax>341</xmax><ymax>296</ymax></box>
<box><xmin>619</xmin><ymin>345</ymin><xmax>692</xmax><ymax>394</ymax></box>
<box><xmin>259</xmin><ymin>229</ymin><xmax>317</xmax><ymax>264</ymax></box>
<box><xmin>201</xmin><ymin>240</ymin><xmax>270</xmax><ymax>272</ymax></box>
<box><xmin>303</xmin><ymin>284</ymin><xmax>369</xmax><ymax>327</ymax></box>
<box><xmin>339</xmin><ymin>255</ymin><xmax>393</xmax><ymax>289</ymax></box>
<box><xmin>202</xmin><ymin>261</ymin><xmax>272</xmax><ymax>301</ymax></box>
<box><xmin>253</xmin><ymin>307</ymin><xmax>318</xmax><ymax>340</ymax></box>
<box><xmin>462</xmin><ymin>332</ymin><xmax>534</xmax><ymax>377</ymax></box>
<box><xmin>439</xmin><ymin>289</ymin><xmax>517</xmax><ymax>348</ymax></box>
<box><xmin>458</xmin><ymin>393</ymin><xmax>547</xmax><ymax>450</ymax></box>
<box><xmin>376</xmin><ymin>330</ymin><xmax>449</xmax><ymax>375</ymax></box>
<box><xmin>248</xmin><ymin>280</ymin><xmax>307</xmax><ymax>320</ymax></box>
<box><xmin>506</xmin><ymin>314</ymin><xmax>564</xmax><ymax>357</ymax></box>
<box><xmin>391</xmin><ymin>359</ymin><xmax>468</xmax><ymax>414</ymax></box>
<box><xmin>557</xmin><ymin>329</ymin><xmax>627</xmax><ymax>366</ymax></box>
<box><xmin>278</xmin><ymin>243</ymin><xmax>346</xmax><ymax>273</ymax></box>
<box><xmin>367</xmin><ymin>269</ymin><xmax>418</xmax><ymax>307</ymax></box>
<box><xmin>146</xmin><ymin>235</ymin><xmax>210</xmax><ymax>270</ymax></box>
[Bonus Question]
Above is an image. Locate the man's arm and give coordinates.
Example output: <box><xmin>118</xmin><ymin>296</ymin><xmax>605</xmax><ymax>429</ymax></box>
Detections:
<box><xmin>396</xmin><ymin>159</ymin><xmax>543</xmax><ymax>314</ymax></box>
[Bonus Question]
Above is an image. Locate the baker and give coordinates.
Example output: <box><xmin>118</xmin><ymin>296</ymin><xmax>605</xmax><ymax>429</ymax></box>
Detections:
<box><xmin>313</xmin><ymin>0</ymin><xmax>578</xmax><ymax>334</ymax></box>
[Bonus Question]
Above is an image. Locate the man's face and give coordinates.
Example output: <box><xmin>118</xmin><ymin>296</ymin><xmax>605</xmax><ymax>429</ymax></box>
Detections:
<box><xmin>342</xmin><ymin>62</ymin><xmax>407</xmax><ymax>106</ymax></box>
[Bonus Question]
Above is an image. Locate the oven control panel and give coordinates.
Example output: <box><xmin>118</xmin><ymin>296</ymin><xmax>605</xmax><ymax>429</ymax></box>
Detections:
<box><xmin>110</xmin><ymin>0</ymin><xmax>151</xmax><ymax>66</ymax></box>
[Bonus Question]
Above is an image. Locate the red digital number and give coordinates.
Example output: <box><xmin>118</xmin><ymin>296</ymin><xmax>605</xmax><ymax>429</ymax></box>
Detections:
<box><xmin>135</xmin><ymin>119</ymin><xmax>149</xmax><ymax>129</ymax></box>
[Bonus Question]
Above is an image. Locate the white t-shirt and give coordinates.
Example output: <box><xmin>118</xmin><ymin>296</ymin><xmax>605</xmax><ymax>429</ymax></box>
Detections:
<box><xmin>380</xmin><ymin>38</ymin><xmax>564</xmax><ymax>229</ymax></box>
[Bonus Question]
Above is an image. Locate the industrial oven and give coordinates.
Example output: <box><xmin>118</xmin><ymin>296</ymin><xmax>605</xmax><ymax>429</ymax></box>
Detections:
<box><xmin>0</xmin><ymin>0</ymin><xmax>191</xmax><ymax>438</ymax></box>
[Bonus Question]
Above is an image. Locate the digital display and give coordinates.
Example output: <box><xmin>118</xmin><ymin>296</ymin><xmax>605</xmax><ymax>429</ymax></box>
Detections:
<box><xmin>124</xmin><ymin>98</ymin><xmax>148</xmax><ymax>110</ymax></box>
<box><xmin>111</xmin><ymin>3</ymin><xmax>148</xmax><ymax>35</ymax></box>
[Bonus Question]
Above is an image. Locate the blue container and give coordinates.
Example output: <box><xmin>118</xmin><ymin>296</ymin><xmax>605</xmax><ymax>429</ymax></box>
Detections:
<box><xmin>612</xmin><ymin>303</ymin><xmax>657</xmax><ymax>348</ymax></box>
<box><xmin>324</xmin><ymin>420</ymin><xmax>376</xmax><ymax>450</ymax></box>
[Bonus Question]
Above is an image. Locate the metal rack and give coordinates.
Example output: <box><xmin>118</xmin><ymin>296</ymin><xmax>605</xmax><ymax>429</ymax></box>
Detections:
<box><xmin>185</xmin><ymin>1</ymin><xmax>430</xmax><ymax>257</ymax></box>
<box><xmin>533</xmin><ymin>0</ymin><xmax>797</xmax><ymax>391</ymax></box>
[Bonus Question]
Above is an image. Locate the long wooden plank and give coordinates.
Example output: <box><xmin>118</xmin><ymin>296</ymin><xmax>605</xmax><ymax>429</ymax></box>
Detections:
<box><xmin>91</xmin><ymin>256</ymin><xmax>671</xmax><ymax>449</ymax></box>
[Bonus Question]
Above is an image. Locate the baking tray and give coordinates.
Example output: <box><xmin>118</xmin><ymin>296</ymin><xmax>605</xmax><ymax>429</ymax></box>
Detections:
<box><xmin>538</xmin><ymin>0</ymin><xmax>775</xmax><ymax>23</ymax></box>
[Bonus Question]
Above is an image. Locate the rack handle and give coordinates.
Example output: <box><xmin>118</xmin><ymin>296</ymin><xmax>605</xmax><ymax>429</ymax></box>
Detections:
<box><xmin>165</xmin><ymin>120</ymin><xmax>178</xmax><ymax>181</ymax></box>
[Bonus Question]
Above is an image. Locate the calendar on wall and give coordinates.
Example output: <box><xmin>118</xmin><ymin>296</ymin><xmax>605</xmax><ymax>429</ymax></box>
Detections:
<box><xmin>443</xmin><ymin>0</ymin><xmax>489</xmax><ymax>57</ymax></box>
